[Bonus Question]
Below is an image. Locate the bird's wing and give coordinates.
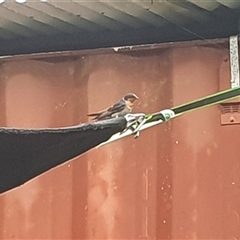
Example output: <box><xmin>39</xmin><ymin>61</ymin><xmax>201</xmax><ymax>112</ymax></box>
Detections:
<box><xmin>87</xmin><ymin>112</ymin><xmax>103</xmax><ymax>117</ymax></box>
<box><xmin>87</xmin><ymin>99</ymin><xmax>126</xmax><ymax>118</ymax></box>
<box><xmin>107</xmin><ymin>100</ymin><xmax>126</xmax><ymax>114</ymax></box>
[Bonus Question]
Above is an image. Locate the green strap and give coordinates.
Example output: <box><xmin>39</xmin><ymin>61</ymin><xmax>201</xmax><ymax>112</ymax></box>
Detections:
<box><xmin>146</xmin><ymin>87</ymin><xmax>240</xmax><ymax>123</ymax></box>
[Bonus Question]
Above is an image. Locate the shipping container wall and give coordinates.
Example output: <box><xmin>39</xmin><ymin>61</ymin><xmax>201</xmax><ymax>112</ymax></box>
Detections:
<box><xmin>0</xmin><ymin>46</ymin><xmax>239</xmax><ymax>240</ymax></box>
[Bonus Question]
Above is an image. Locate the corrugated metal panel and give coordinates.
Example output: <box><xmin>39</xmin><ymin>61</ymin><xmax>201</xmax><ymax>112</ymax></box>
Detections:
<box><xmin>1</xmin><ymin>41</ymin><xmax>240</xmax><ymax>239</ymax></box>
<box><xmin>0</xmin><ymin>0</ymin><xmax>238</xmax><ymax>39</ymax></box>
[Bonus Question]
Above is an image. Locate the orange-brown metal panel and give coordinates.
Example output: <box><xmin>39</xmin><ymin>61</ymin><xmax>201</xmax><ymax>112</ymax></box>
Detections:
<box><xmin>170</xmin><ymin>47</ymin><xmax>240</xmax><ymax>239</ymax></box>
<box><xmin>171</xmin><ymin>47</ymin><xmax>223</xmax><ymax>239</ymax></box>
<box><xmin>0</xmin><ymin>45</ymin><xmax>240</xmax><ymax>240</ymax></box>
<box><xmin>0</xmin><ymin>60</ymin><xmax>88</xmax><ymax>239</ymax></box>
<box><xmin>85</xmin><ymin>52</ymin><xmax>172</xmax><ymax>239</ymax></box>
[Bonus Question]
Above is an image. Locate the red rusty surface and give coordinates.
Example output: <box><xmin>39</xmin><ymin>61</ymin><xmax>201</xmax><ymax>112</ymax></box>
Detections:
<box><xmin>0</xmin><ymin>45</ymin><xmax>239</xmax><ymax>240</ymax></box>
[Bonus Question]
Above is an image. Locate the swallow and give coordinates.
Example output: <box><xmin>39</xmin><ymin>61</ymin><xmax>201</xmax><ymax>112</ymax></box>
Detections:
<box><xmin>87</xmin><ymin>93</ymin><xmax>139</xmax><ymax>121</ymax></box>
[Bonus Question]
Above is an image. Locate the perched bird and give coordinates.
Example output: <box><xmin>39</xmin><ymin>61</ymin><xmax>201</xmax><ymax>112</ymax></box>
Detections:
<box><xmin>88</xmin><ymin>93</ymin><xmax>139</xmax><ymax>121</ymax></box>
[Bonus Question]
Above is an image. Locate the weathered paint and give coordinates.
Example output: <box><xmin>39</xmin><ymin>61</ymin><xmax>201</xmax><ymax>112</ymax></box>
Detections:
<box><xmin>0</xmin><ymin>44</ymin><xmax>239</xmax><ymax>240</ymax></box>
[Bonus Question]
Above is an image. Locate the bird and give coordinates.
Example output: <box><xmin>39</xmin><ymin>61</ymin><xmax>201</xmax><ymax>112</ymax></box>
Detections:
<box><xmin>87</xmin><ymin>93</ymin><xmax>139</xmax><ymax>121</ymax></box>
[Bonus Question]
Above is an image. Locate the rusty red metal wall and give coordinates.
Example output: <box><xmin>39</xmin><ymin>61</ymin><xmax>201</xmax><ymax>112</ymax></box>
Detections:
<box><xmin>0</xmin><ymin>44</ymin><xmax>240</xmax><ymax>240</ymax></box>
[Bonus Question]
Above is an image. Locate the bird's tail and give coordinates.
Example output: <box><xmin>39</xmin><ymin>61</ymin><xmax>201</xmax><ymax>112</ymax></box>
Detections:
<box><xmin>87</xmin><ymin>112</ymin><xmax>100</xmax><ymax>117</ymax></box>
<box><xmin>87</xmin><ymin>112</ymin><xmax>102</xmax><ymax>120</ymax></box>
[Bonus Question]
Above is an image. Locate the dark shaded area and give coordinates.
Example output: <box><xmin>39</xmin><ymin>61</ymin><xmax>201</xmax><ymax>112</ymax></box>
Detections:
<box><xmin>0</xmin><ymin>117</ymin><xmax>126</xmax><ymax>194</ymax></box>
<box><xmin>0</xmin><ymin>5</ymin><xmax>239</xmax><ymax>56</ymax></box>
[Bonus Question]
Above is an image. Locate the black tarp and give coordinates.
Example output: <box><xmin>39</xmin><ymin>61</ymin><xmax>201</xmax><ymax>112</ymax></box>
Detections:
<box><xmin>0</xmin><ymin>117</ymin><xmax>126</xmax><ymax>194</ymax></box>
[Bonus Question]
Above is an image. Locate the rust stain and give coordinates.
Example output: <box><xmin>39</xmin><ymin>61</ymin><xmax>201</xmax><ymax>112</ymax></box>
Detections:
<box><xmin>0</xmin><ymin>45</ymin><xmax>240</xmax><ymax>239</ymax></box>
